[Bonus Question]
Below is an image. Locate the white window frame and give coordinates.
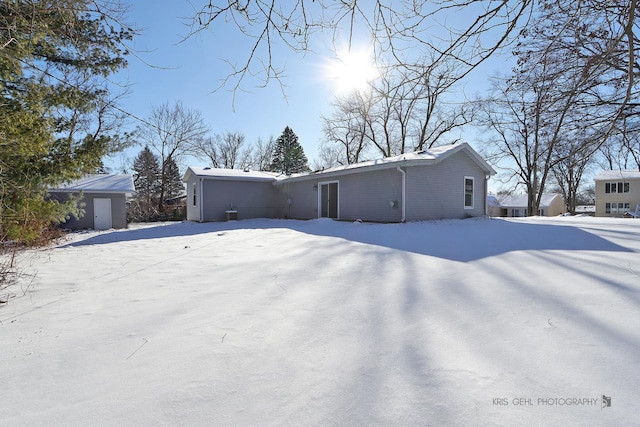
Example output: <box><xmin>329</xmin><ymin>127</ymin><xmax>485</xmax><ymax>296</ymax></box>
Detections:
<box><xmin>606</xmin><ymin>202</ymin><xmax>630</xmax><ymax>214</ymax></box>
<box><xmin>464</xmin><ymin>176</ymin><xmax>474</xmax><ymax>209</ymax></box>
<box><xmin>192</xmin><ymin>182</ymin><xmax>197</xmax><ymax>207</ymax></box>
<box><xmin>605</xmin><ymin>181</ymin><xmax>630</xmax><ymax>193</ymax></box>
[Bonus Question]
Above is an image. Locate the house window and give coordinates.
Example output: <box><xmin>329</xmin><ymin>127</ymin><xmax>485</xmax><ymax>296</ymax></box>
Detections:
<box><xmin>606</xmin><ymin>202</ymin><xmax>629</xmax><ymax>214</ymax></box>
<box><xmin>192</xmin><ymin>182</ymin><xmax>197</xmax><ymax>207</ymax></box>
<box><xmin>605</xmin><ymin>182</ymin><xmax>630</xmax><ymax>193</ymax></box>
<box><xmin>464</xmin><ymin>176</ymin><xmax>474</xmax><ymax>209</ymax></box>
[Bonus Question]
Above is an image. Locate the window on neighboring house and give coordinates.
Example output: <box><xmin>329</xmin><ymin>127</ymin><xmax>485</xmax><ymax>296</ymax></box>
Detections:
<box><xmin>464</xmin><ymin>176</ymin><xmax>474</xmax><ymax>209</ymax></box>
<box><xmin>512</xmin><ymin>208</ymin><xmax>527</xmax><ymax>217</ymax></box>
<box><xmin>192</xmin><ymin>182</ymin><xmax>197</xmax><ymax>207</ymax></box>
<box><xmin>606</xmin><ymin>202</ymin><xmax>630</xmax><ymax>214</ymax></box>
<box><xmin>605</xmin><ymin>181</ymin><xmax>630</xmax><ymax>193</ymax></box>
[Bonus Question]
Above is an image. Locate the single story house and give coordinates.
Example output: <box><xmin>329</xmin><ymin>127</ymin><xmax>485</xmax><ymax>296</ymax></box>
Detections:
<box><xmin>49</xmin><ymin>174</ymin><xmax>135</xmax><ymax>230</ymax></box>
<box><xmin>183</xmin><ymin>142</ymin><xmax>496</xmax><ymax>223</ymax></box>
<box><xmin>575</xmin><ymin>205</ymin><xmax>596</xmax><ymax>216</ymax></box>
<box><xmin>594</xmin><ymin>170</ymin><xmax>640</xmax><ymax>217</ymax></box>
<box><xmin>488</xmin><ymin>193</ymin><xmax>566</xmax><ymax>217</ymax></box>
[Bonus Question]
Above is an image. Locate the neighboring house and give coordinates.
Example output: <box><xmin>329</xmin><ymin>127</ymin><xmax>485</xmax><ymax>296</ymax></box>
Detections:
<box><xmin>594</xmin><ymin>170</ymin><xmax>640</xmax><ymax>217</ymax></box>
<box><xmin>184</xmin><ymin>143</ymin><xmax>496</xmax><ymax>223</ymax></box>
<box><xmin>575</xmin><ymin>205</ymin><xmax>596</xmax><ymax>216</ymax></box>
<box><xmin>486</xmin><ymin>195</ymin><xmax>502</xmax><ymax>217</ymax></box>
<box><xmin>49</xmin><ymin>174</ymin><xmax>135</xmax><ymax>230</ymax></box>
<box><xmin>488</xmin><ymin>193</ymin><xmax>566</xmax><ymax>217</ymax></box>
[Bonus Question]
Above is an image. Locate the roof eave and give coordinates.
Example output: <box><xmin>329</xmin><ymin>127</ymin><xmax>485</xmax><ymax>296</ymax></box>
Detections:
<box><xmin>49</xmin><ymin>189</ymin><xmax>134</xmax><ymax>194</ymax></box>
<box><xmin>183</xmin><ymin>168</ymin><xmax>279</xmax><ymax>183</ymax></box>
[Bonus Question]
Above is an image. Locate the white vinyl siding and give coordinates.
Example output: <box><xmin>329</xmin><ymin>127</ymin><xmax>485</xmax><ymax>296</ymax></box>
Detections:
<box><xmin>405</xmin><ymin>150</ymin><xmax>486</xmax><ymax>220</ymax></box>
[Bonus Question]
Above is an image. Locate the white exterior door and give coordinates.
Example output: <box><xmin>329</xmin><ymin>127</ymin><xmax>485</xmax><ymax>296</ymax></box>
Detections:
<box><xmin>93</xmin><ymin>198</ymin><xmax>112</xmax><ymax>230</ymax></box>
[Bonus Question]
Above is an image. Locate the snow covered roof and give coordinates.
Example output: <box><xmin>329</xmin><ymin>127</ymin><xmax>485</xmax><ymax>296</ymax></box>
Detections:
<box><xmin>594</xmin><ymin>169</ymin><xmax>640</xmax><ymax>180</ymax></box>
<box><xmin>282</xmin><ymin>143</ymin><xmax>496</xmax><ymax>183</ymax></box>
<box><xmin>496</xmin><ymin>193</ymin><xmax>562</xmax><ymax>208</ymax></box>
<box><xmin>575</xmin><ymin>205</ymin><xmax>596</xmax><ymax>213</ymax></box>
<box><xmin>183</xmin><ymin>143</ymin><xmax>495</xmax><ymax>184</ymax></box>
<box><xmin>183</xmin><ymin>167</ymin><xmax>283</xmax><ymax>182</ymax></box>
<box><xmin>50</xmin><ymin>174</ymin><xmax>135</xmax><ymax>194</ymax></box>
<box><xmin>487</xmin><ymin>195</ymin><xmax>501</xmax><ymax>207</ymax></box>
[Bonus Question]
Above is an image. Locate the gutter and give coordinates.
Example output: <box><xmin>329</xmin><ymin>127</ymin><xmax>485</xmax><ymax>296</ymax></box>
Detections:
<box><xmin>485</xmin><ymin>174</ymin><xmax>490</xmax><ymax>216</ymax></box>
<box><xmin>396</xmin><ymin>166</ymin><xmax>406</xmax><ymax>222</ymax></box>
<box><xmin>199</xmin><ymin>178</ymin><xmax>204</xmax><ymax>222</ymax></box>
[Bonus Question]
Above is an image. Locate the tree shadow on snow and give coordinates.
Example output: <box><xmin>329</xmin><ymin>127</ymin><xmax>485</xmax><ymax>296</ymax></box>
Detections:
<box><xmin>59</xmin><ymin>220</ymin><xmax>253</xmax><ymax>248</ymax></box>
<box><xmin>62</xmin><ymin>217</ymin><xmax>635</xmax><ymax>262</ymax></box>
<box><xmin>294</xmin><ymin>218</ymin><xmax>635</xmax><ymax>262</ymax></box>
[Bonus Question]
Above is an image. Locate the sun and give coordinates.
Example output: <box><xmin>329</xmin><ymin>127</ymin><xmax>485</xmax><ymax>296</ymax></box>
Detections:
<box><xmin>323</xmin><ymin>47</ymin><xmax>379</xmax><ymax>94</ymax></box>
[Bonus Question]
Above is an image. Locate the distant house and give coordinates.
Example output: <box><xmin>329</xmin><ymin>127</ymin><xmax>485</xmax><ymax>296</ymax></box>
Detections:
<box><xmin>486</xmin><ymin>195</ymin><xmax>502</xmax><ymax>217</ymax></box>
<box><xmin>594</xmin><ymin>170</ymin><xmax>640</xmax><ymax>217</ymax></box>
<box><xmin>49</xmin><ymin>174</ymin><xmax>135</xmax><ymax>230</ymax></box>
<box><xmin>183</xmin><ymin>143</ymin><xmax>496</xmax><ymax>223</ymax></box>
<box><xmin>488</xmin><ymin>193</ymin><xmax>566</xmax><ymax>217</ymax></box>
<box><xmin>575</xmin><ymin>205</ymin><xmax>596</xmax><ymax>216</ymax></box>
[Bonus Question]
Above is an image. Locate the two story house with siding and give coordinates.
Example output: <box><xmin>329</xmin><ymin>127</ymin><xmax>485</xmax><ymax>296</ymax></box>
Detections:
<box><xmin>594</xmin><ymin>170</ymin><xmax>640</xmax><ymax>217</ymax></box>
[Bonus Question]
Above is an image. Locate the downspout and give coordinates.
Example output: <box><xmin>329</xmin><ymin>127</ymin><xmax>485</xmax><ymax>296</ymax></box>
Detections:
<box><xmin>396</xmin><ymin>166</ymin><xmax>406</xmax><ymax>222</ymax></box>
<box><xmin>485</xmin><ymin>175</ymin><xmax>490</xmax><ymax>217</ymax></box>
<box><xmin>199</xmin><ymin>178</ymin><xmax>204</xmax><ymax>222</ymax></box>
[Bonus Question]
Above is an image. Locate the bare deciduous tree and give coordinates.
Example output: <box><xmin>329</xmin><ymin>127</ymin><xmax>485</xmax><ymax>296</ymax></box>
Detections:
<box><xmin>320</xmin><ymin>91</ymin><xmax>372</xmax><ymax>166</ymax></box>
<box><xmin>520</xmin><ymin>0</ymin><xmax>640</xmax><ymax>161</ymax></box>
<box><xmin>320</xmin><ymin>59</ymin><xmax>471</xmax><ymax>164</ymax></box>
<box><xmin>480</xmin><ymin>0</ymin><xmax>640</xmax><ymax>214</ymax></box>
<box><xmin>250</xmin><ymin>137</ymin><xmax>276</xmax><ymax>171</ymax></box>
<box><xmin>186</xmin><ymin>1</ymin><xmax>534</xmax><ymax>95</ymax></box>
<box><xmin>192</xmin><ymin>131</ymin><xmax>252</xmax><ymax>169</ymax></box>
<box><xmin>140</xmin><ymin>101</ymin><xmax>209</xmax><ymax>211</ymax></box>
<box><xmin>480</xmin><ymin>50</ymin><xmax>601</xmax><ymax>216</ymax></box>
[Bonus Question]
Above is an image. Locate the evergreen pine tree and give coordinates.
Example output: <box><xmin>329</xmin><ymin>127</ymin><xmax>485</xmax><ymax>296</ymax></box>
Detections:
<box><xmin>164</xmin><ymin>158</ymin><xmax>185</xmax><ymax>200</ymax></box>
<box><xmin>268</xmin><ymin>127</ymin><xmax>310</xmax><ymax>175</ymax></box>
<box><xmin>0</xmin><ymin>1</ymin><xmax>134</xmax><ymax>244</ymax></box>
<box><xmin>132</xmin><ymin>146</ymin><xmax>161</xmax><ymax>220</ymax></box>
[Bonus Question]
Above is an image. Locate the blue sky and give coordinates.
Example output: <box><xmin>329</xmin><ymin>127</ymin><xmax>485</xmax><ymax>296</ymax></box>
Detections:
<box><xmin>107</xmin><ymin>1</ymin><xmax>506</xmax><ymax>175</ymax></box>
<box><xmin>107</xmin><ymin>0</ymin><xmax>351</xmax><ymax>171</ymax></box>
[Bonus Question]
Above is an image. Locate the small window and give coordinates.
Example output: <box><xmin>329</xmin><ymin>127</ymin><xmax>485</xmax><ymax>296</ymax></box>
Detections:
<box><xmin>464</xmin><ymin>176</ymin><xmax>474</xmax><ymax>209</ymax></box>
<box><xmin>192</xmin><ymin>182</ymin><xmax>197</xmax><ymax>207</ymax></box>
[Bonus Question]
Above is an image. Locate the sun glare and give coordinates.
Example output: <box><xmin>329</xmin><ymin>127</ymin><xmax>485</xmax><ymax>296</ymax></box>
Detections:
<box><xmin>323</xmin><ymin>47</ymin><xmax>379</xmax><ymax>94</ymax></box>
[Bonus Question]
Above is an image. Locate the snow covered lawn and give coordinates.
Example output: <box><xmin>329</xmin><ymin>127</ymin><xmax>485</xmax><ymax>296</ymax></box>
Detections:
<box><xmin>2</xmin><ymin>216</ymin><xmax>639</xmax><ymax>426</ymax></box>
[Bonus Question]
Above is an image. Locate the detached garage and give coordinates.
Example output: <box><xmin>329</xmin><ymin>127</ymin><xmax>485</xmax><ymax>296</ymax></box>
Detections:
<box><xmin>49</xmin><ymin>174</ymin><xmax>135</xmax><ymax>230</ymax></box>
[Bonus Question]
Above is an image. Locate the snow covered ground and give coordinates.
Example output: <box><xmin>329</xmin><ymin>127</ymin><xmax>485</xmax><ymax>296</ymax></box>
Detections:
<box><xmin>1</xmin><ymin>216</ymin><xmax>639</xmax><ymax>426</ymax></box>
